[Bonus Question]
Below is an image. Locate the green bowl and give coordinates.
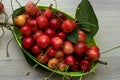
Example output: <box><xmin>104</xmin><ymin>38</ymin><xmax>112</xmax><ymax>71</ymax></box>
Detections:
<box><xmin>11</xmin><ymin>6</ymin><xmax>97</xmax><ymax>77</ymax></box>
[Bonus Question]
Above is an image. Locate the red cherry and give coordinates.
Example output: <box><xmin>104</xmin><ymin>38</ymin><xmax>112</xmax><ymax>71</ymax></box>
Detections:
<box><xmin>78</xmin><ymin>30</ymin><xmax>86</xmax><ymax>43</ymax></box>
<box><xmin>20</xmin><ymin>26</ymin><xmax>32</xmax><ymax>36</ymax></box>
<box><xmin>32</xmin><ymin>44</ymin><xmax>41</xmax><ymax>55</ymax></box>
<box><xmin>48</xmin><ymin>48</ymin><xmax>56</xmax><ymax>57</ymax></box>
<box><xmin>36</xmin><ymin>10</ymin><xmax>42</xmax><ymax>18</ymax></box>
<box><xmin>55</xmin><ymin>50</ymin><xmax>64</xmax><ymax>59</ymax></box>
<box><xmin>86</xmin><ymin>46</ymin><xmax>100</xmax><ymax>61</ymax></box>
<box><xmin>50</xmin><ymin>18</ymin><xmax>61</xmax><ymax>30</ymax></box>
<box><xmin>70</xmin><ymin>61</ymin><xmax>80</xmax><ymax>71</ymax></box>
<box><xmin>63</xmin><ymin>41</ymin><xmax>74</xmax><ymax>55</ymax></box>
<box><xmin>74</xmin><ymin>42</ymin><xmax>88</xmax><ymax>55</ymax></box>
<box><xmin>28</xmin><ymin>19</ymin><xmax>38</xmax><ymax>33</ymax></box>
<box><xmin>22</xmin><ymin>37</ymin><xmax>34</xmax><ymax>50</ymax></box>
<box><xmin>48</xmin><ymin>58</ymin><xmax>58</xmax><ymax>69</ymax></box>
<box><xmin>25</xmin><ymin>1</ymin><xmax>38</xmax><ymax>16</ymax></box>
<box><xmin>79</xmin><ymin>59</ymin><xmax>91</xmax><ymax>72</ymax></box>
<box><xmin>33</xmin><ymin>30</ymin><xmax>44</xmax><ymax>40</ymax></box>
<box><xmin>37</xmin><ymin>54</ymin><xmax>49</xmax><ymax>64</ymax></box>
<box><xmin>37</xmin><ymin>35</ymin><xmax>50</xmax><ymax>48</ymax></box>
<box><xmin>61</xmin><ymin>20</ymin><xmax>74</xmax><ymax>33</ymax></box>
<box><xmin>56</xmin><ymin>32</ymin><xmax>66</xmax><ymax>41</ymax></box>
<box><xmin>51</xmin><ymin>37</ymin><xmax>63</xmax><ymax>50</ymax></box>
<box><xmin>89</xmin><ymin>46</ymin><xmax>99</xmax><ymax>52</ymax></box>
<box><xmin>43</xmin><ymin>9</ymin><xmax>53</xmax><ymax>20</ymax></box>
<box><xmin>65</xmin><ymin>55</ymin><xmax>75</xmax><ymax>66</ymax></box>
<box><xmin>45</xmin><ymin>28</ymin><xmax>56</xmax><ymax>38</ymax></box>
<box><xmin>59</xmin><ymin>62</ymin><xmax>67</xmax><ymax>71</ymax></box>
<box><xmin>36</xmin><ymin>16</ymin><xmax>49</xmax><ymax>29</ymax></box>
<box><xmin>56</xmin><ymin>12</ymin><xmax>67</xmax><ymax>21</ymax></box>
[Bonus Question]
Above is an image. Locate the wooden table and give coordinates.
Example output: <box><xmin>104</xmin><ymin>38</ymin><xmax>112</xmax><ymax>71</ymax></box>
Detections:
<box><xmin>0</xmin><ymin>0</ymin><xmax>120</xmax><ymax>80</ymax></box>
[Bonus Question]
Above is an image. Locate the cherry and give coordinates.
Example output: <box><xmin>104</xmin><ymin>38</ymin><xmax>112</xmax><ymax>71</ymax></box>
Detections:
<box><xmin>33</xmin><ymin>30</ymin><xmax>44</xmax><ymax>40</ymax></box>
<box><xmin>51</xmin><ymin>37</ymin><xmax>63</xmax><ymax>50</ymax></box>
<box><xmin>78</xmin><ymin>30</ymin><xmax>86</xmax><ymax>43</ymax></box>
<box><xmin>63</xmin><ymin>41</ymin><xmax>74</xmax><ymax>55</ymax></box>
<box><xmin>56</xmin><ymin>12</ymin><xmax>67</xmax><ymax>21</ymax></box>
<box><xmin>48</xmin><ymin>58</ymin><xmax>58</xmax><ymax>69</ymax></box>
<box><xmin>36</xmin><ymin>10</ymin><xmax>42</xmax><ymax>18</ymax></box>
<box><xmin>74</xmin><ymin>42</ymin><xmax>88</xmax><ymax>55</ymax></box>
<box><xmin>36</xmin><ymin>16</ymin><xmax>49</xmax><ymax>29</ymax></box>
<box><xmin>70</xmin><ymin>61</ymin><xmax>79</xmax><ymax>71</ymax></box>
<box><xmin>56</xmin><ymin>32</ymin><xmax>66</xmax><ymax>41</ymax></box>
<box><xmin>55</xmin><ymin>50</ymin><xmax>64</xmax><ymax>59</ymax></box>
<box><xmin>49</xmin><ymin>18</ymin><xmax>61</xmax><ymax>30</ymax></box>
<box><xmin>43</xmin><ymin>9</ymin><xmax>53</xmax><ymax>20</ymax></box>
<box><xmin>22</xmin><ymin>37</ymin><xmax>34</xmax><ymax>50</ymax></box>
<box><xmin>25</xmin><ymin>1</ymin><xmax>38</xmax><ymax>16</ymax></box>
<box><xmin>48</xmin><ymin>48</ymin><xmax>56</xmax><ymax>57</ymax></box>
<box><xmin>59</xmin><ymin>62</ymin><xmax>67</xmax><ymax>71</ymax></box>
<box><xmin>64</xmin><ymin>55</ymin><xmax>75</xmax><ymax>66</ymax></box>
<box><xmin>88</xmin><ymin>46</ymin><xmax>99</xmax><ymax>52</ymax></box>
<box><xmin>45</xmin><ymin>28</ymin><xmax>56</xmax><ymax>38</ymax></box>
<box><xmin>37</xmin><ymin>34</ymin><xmax>50</xmax><ymax>48</ymax></box>
<box><xmin>32</xmin><ymin>44</ymin><xmax>41</xmax><ymax>55</ymax></box>
<box><xmin>86</xmin><ymin>46</ymin><xmax>100</xmax><ymax>61</ymax></box>
<box><xmin>61</xmin><ymin>20</ymin><xmax>75</xmax><ymax>33</ymax></box>
<box><xmin>22</xmin><ymin>13</ymin><xmax>30</xmax><ymax>21</ymax></box>
<box><xmin>37</xmin><ymin>54</ymin><xmax>49</xmax><ymax>64</ymax></box>
<box><xmin>79</xmin><ymin>59</ymin><xmax>91</xmax><ymax>72</ymax></box>
<box><xmin>0</xmin><ymin>2</ymin><xmax>4</xmax><ymax>13</ymax></box>
<box><xmin>14</xmin><ymin>15</ymin><xmax>26</xmax><ymax>27</ymax></box>
<box><xmin>20</xmin><ymin>25</ymin><xmax>32</xmax><ymax>36</ymax></box>
<box><xmin>28</xmin><ymin>19</ymin><xmax>38</xmax><ymax>33</ymax></box>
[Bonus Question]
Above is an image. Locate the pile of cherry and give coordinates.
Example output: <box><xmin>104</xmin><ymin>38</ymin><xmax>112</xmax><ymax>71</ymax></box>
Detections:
<box><xmin>14</xmin><ymin>2</ymin><xmax>100</xmax><ymax>72</ymax></box>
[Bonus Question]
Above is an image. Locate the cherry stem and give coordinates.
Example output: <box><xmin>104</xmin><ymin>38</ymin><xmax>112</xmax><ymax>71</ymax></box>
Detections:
<box><xmin>26</xmin><ymin>63</ymin><xmax>39</xmax><ymax>76</ymax></box>
<box><xmin>49</xmin><ymin>4</ymin><xmax>53</xmax><ymax>9</ymax></box>
<box><xmin>0</xmin><ymin>26</ymin><xmax>5</xmax><ymax>38</ymax></box>
<box><xmin>95</xmin><ymin>60</ymin><xmax>107</xmax><ymax>65</ymax></box>
<box><xmin>100</xmin><ymin>46</ymin><xmax>120</xmax><ymax>54</ymax></box>
<box><xmin>62</xmin><ymin>65</ymin><xmax>69</xmax><ymax>80</ymax></box>
<box><xmin>53</xmin><ymin>0</ymin><xmax>57</xmax><ymax>16</ymax></box>
<box><xmin>15</xmin><ymin>0</ymin><xmax>22</xmax><ymax>7</ymax></box>
<box><xmin>10</xmin><ymin>0</ymin><xmax>14</xmax><ymax>11</ymax></box>
<box><xmin>6</xmin><ymin>38</ymin><xmax>14</xmax><ymax>57</ymax></box>
<box><xmin>55</xmin><ymin>14</ymin><xmax>64</xmax><ymax>23</ymax></box>
<box><xmin>35</xmin><ymin>0</ymin><xmax>41</xmax><ymax>5</ymax></box>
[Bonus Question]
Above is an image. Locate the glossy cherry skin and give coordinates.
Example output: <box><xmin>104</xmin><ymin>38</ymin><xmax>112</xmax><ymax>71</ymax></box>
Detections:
<box><xmin>20</xmin><ymin>26</ymin><xmax>32</xmax><ymax>36</ymax></box>
<box><xmin>33</xmin><ymin>30</ymin><xmax>44</xmax><ymax>40</ymax></box>
<box><xmin>32</xmin><ymin>44</ymin><xmax>41</xmax><ymax>55</ymax></box>
<box><xmin>51</xmin><ymin>37</ymin><xmax>63</xmax><ymax>50</ymax></box>
<box><xmin>48</xmin><ymin>48</ymin><xmax>56</xmax><ymax>57</ymax></box>
<box><xmin>37</xmin><ymin>54</ymin><xmax>49</xmax><ymax>64</ymax></box>
<box><xmin>63</xmin><ymin>41</ymin><xmax>74</xmax><ymax>55</ymax></box>
<box><xmin>45</xmin><ymin>28</ymin><xmax>56</xmax><ymax>38</ymax></box>
<box><xmin>74</xmin><ymin>42</ymin><xmax>88</xmax><ymax>55</ymax></box>
<box><xmin>79</xmin><ymin>59</ymin><xmax>91</xmax><ymax>72</ymax></box>
<box><xmin>36</xmin><ymin>16</ymin><xmax>49</xmax><ymax>29</ymax></box>
<box><xmin>64</xmin><ymin>55</ymin><xmax>75</xmax><ymax>66</ymax></box>
<box><xmin>78</xmin><ymin>30</ymin><xmax>86</xmax><ymax>43</ymax></box>
<box><xmin>37</xmin><ymin>35</ymin><xmax>50</xmax><ymax>48</ymax></box>
<box><xmin>50</xmin><ymin>18</ymin><xmax>61</xmax><ymax>30</ymax></box>
<box><xmin>43</xmin><ymin>9</ymin><xmax>53</xmax><ymax>20</ymax></box>
<box><xmin>22</xmin><ymin>37</ymin><xmax>34</xmax><ymax>50</ymax></box>
<box><xmin>61</xmin><ymin>20</ymin><xmax>74</xmax><ymax>33</ymax></box>
<box><xmin>56</xmin><ymin>32</ymin><xmax>66</xmax><ymax>41</ymax></box>
<box><xmin>86</xmin><ymin>46</ymin><xmax>100</xmax><ymax>61</ymax></box>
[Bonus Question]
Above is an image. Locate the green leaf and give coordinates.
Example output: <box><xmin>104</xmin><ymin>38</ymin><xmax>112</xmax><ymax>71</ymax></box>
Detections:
<box><xmin>12</xmin><ymin>7</ymin><xmax>25</xmax><ymax>19</ymax></box>
<box><xmin>76</xmin><ymin>0</ymin><xmax>99</xmax><ymax>38</ymax></box>
<box><xmin>66</xmin><ymin>28</ymin><xmax>78</xmax><ymax>43</ymax></box>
